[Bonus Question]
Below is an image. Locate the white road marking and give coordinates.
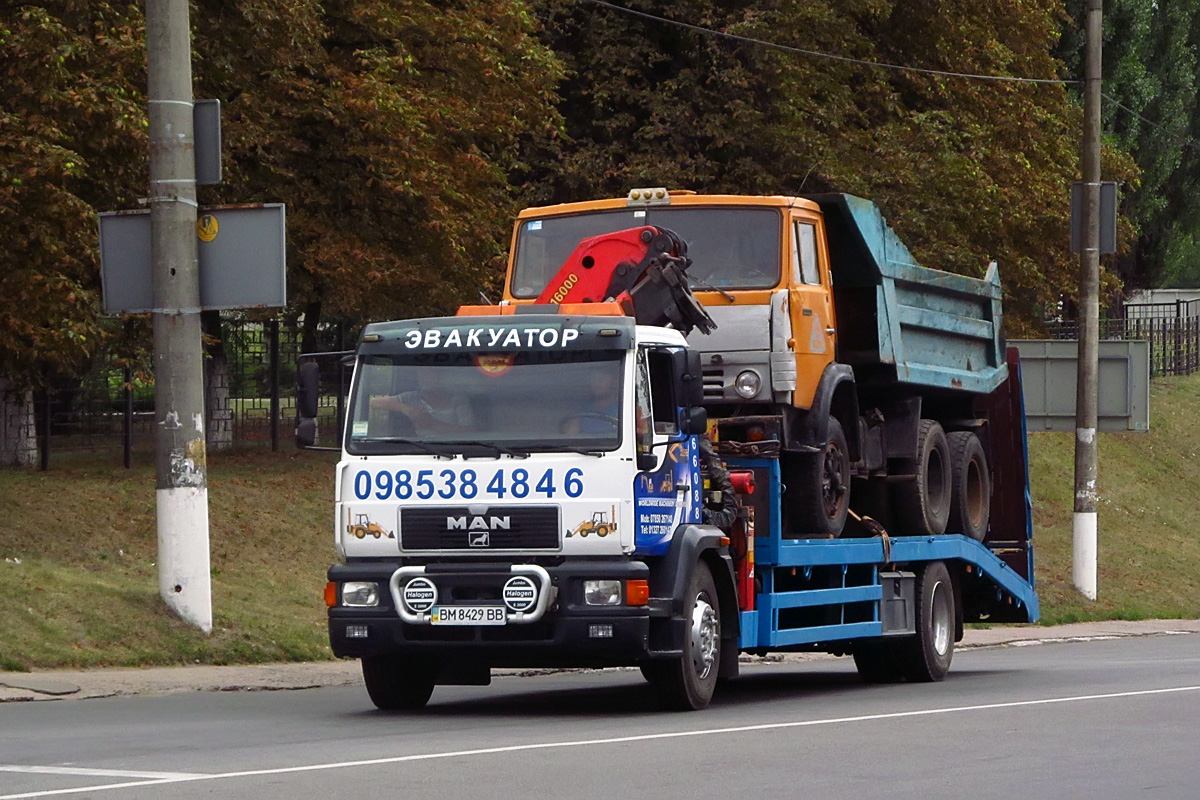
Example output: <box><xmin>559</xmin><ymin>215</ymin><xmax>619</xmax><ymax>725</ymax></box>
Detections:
<box><xmin>0</xmin><ymin>767</ymin><xmax>203</xmax><ymax>780</ymax></box>
<box><xmin>2</xmin><ymin>684</ymin><xmax>1197</xmax><ymax>800</ymax></box>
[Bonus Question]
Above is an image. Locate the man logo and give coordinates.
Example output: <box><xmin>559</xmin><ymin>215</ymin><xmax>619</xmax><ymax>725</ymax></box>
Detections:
<box><xmin>446</xmin><ymin>515</ymin><xmax>511</xmax><ymax>531</ymax></box>
<box><xmin>447</xmin><ymin>515</ymin><xmax>509</xmax><ymax>547</ymax></box>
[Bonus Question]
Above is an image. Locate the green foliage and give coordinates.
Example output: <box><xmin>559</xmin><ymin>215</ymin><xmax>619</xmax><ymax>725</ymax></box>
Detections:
<box><xmin>191</xmin><ymin>0</ymin><xmax>563</xmax><ymax>319</ymax></box>
<box><xmin>0</xmin><ymin>1</ymin><xmax>562</xmax><ymax>395</ymax></box>
<box><xmin>525</xmin><ymin>0</ymin><xmax>1134</xmax><ymax>331</ymax></box>
<box><xmin>1060</xmin><ymin>1</ymin><xmax>1200</xmax><ymax>290</ymax></box>
<box><xmin>0</xmin><ymin>3</ymin><xmax>147</xmax><ymax>389</ymax></box>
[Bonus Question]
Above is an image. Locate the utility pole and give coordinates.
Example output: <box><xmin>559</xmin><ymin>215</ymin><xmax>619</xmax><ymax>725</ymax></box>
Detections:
<box><xmin>146</xmin><ymin>0</ymin><xmax>212</xmax><ymax>631</ymax></box>
<box><xmin>1074</xmin><ymin>0</ymin><xmax>1102</xmax><ymax>601</ymax></box>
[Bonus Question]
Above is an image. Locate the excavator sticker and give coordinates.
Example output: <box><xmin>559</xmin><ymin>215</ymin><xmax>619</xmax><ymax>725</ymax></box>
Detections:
<box><xmin>345</xmin><ymin>509</ymin><xmax>394</xmax><ymax>540</ymax></box>
<box><xmin>565</xmin><ymin>505</ymin><xmax>618</xmax><ymax>538</ymax></box>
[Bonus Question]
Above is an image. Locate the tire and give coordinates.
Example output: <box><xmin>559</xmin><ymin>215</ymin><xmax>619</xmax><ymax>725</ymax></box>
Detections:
<box><xmin>788</xmin><ymin>416</ymin><xmax>850</xmax><ymax>537</ymax></box>
<box><xmin>646</xmin><ymin>561</ymin><xmax>721</xmax><ymax>710</ymax></box>
<box><xmin>852</xmin><ymin>641</ymin><xmax>903</xmax><ymax>684</ymax></box>
<box><xmin>946</xmin><ymin>431</ymin><xmax>990</xmax><ymax>541</ymax></box>
<box><xmin>361</xmin><ymin>655</ymin><xmax>437</xmax><ymax>710</ymax></box>
<box><xmin>896</xmin><ymin>561</ymin><xmax>955</xmax><ymax>682</ymax></box>
<box><xmin>893</xmin><ymin>419</ymin><xmax>951</xmax><ymax>536</ymax></box>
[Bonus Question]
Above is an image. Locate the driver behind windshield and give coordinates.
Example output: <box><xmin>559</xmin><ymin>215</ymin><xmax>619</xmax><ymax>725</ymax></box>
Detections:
<box><xmin>562</xmin><ymin>367</ymin><xmax>620</xmax><ymax>435</ymax></box>
<box><xmin>370</xmin><ymin>370</ymin><xmax>474</xmax><ymax>435</ymax></box>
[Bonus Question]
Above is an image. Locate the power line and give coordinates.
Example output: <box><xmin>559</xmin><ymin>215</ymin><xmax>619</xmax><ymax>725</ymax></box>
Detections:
<box><xmin>579</xmin><ymin>0</ymin><xmax>1079</xmax><ymax>86</ymax></box>
<box><xmin>1102</xmin><ymin>93</ymin><xmax>1195</xmax><ymax>150</ymax></box>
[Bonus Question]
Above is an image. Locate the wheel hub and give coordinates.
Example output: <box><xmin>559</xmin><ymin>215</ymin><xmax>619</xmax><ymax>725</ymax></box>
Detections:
<box><xmin>690</xmin><ymin>595</ymin><xmax>719</xmax><ymax>679</ymax></box>
<box><xmin>931</xmin><ymin>581</ymin><xmax>952</xmax><ymax>656</ymax></box>
<box><xmin>822</xmin><ymin>445</ymin><xmax>847</xmax><ymax>517</ymax></box>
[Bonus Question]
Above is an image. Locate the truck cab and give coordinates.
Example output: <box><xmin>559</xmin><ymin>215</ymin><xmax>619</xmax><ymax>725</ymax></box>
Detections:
<box><xmin>505</xmin><ymin>190</ymin><xmax>837</xmax><ymax>411</ymax></box>
<box><xmin>318</xmin><ymin>310</ymin><xmax>734</xmax><ymax>708</ymax></box>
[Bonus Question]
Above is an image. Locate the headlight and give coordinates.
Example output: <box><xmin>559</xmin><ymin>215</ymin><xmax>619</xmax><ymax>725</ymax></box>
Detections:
<box><xmin>342</xmin><ymin>581</ymin><xmax>380</xmax><ymax>607</ymax></box>
<box><xmin>584</xmin><ymin>579</ymin><xmax>622</xmax><ymax>606</ymax></box>
<box><xmin>734</xmin><ymin>369</ymin><xmax>762</xmax><ymax>399</ymax></box>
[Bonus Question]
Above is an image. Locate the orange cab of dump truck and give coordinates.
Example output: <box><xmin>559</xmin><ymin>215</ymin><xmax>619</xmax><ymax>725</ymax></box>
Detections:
<box><xmin>501</xmin><ymin>189</ymin><xmax>837</xmax><ymax>411</ymax></box>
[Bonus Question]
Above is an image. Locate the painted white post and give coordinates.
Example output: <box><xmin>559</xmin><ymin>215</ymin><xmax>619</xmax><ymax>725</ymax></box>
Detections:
<box><xmin>147</xmin><ymin>0</ymin><xmax>212</xmax><ymax>631</ymax></box>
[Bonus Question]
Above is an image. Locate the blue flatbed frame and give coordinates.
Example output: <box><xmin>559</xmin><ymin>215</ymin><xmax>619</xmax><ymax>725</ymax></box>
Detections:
<box><xmin>730</xmin><ymin>457</ymin><xmax>1039</xmax><ymax>651</ymax></box>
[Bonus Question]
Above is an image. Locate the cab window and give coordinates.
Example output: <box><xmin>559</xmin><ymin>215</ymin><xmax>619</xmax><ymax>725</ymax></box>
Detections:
<box><xmin>793</xmin><ymin>221</ymin><xmax>820</xmax><ymax>285</ymax></box>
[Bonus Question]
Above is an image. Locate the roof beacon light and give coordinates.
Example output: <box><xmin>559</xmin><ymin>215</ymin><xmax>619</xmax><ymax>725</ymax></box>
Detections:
<box><xmin>627</xmin><ymin>187</ymin><xmax>671</xmax><ymax>207</ymax></box>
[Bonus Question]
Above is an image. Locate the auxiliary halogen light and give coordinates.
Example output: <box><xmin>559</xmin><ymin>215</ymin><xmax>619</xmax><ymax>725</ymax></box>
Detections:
<box><xmin>341</xmin><ymin>581</ymin><xmax>380</xmax><ymax>607</ymax></box>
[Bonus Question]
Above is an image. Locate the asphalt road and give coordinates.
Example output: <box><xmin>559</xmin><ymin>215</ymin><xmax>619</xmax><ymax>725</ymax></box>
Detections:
<box><xmin>1</xmin><ymin>633</ymin><xmax>1198</xmax><ymax>800</ymax></box>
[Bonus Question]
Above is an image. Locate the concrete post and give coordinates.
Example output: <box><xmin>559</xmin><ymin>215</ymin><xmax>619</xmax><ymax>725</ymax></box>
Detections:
<box><xmin>1073</xmin><ymin>0</ymin><xmax>1102</xmax><ymax>601</ymax></box>
<box><xmin>146</xmin><ymin>0</ymin><xmax>212</xmax><ymax>631</ymax></box>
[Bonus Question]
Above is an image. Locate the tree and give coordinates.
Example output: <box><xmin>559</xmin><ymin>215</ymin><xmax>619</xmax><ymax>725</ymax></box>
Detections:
<box><xmin>1059</xmin><ymin>1</ymin><xmax>1200</xmax><ymax>290</ymax></box>
<box><xmin>525</xmin><ymin>0</ymin><xmax>1136</xmax><ymax>331</ymax></box>
<box><xmin>190</xmin><ymin>0</ymin><xmax>562</xmax><ymax>324</ymax></box>
<box><xmin>1</xmin><ymin>1</ymin><xmax>563</xmax><ymax>461</ymax></box>
<box><xmin>0</xmin><ymin>2</ymin><xmax>146</xmax><ymax>464</ymax></box>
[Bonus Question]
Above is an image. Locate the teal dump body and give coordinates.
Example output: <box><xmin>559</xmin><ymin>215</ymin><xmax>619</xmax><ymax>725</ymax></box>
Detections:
<box><xmin>807</xmin><ymin>194</ymin><xmax>1007</xmax><ymax>395</ymax></box>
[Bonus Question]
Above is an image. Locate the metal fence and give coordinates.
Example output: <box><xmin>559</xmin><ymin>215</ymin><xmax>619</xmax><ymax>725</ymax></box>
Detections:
<box><xmin>20</xmin><ymin>316</ymin><xmax>353</xmax><ymax>469</ymax></box>
<box><xmin>1044</xmin><ymin>299</ymin><xmax>1200</xmax><ymax>377</ymax></box>
<box><xmin>14</xmin><ymin>297</ymin><xmax>1200</xmax><ymax>468</ymax></box>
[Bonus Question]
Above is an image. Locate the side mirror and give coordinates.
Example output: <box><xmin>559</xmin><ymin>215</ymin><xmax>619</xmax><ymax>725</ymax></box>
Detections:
<box><xmin>671</xmin><ymin>349</ymin><xmax>705</xmax><ymax>407</ymax></box>
<box><xmin>636</xmin><ymin>452</ymin><xmax>658</xmax><ymax>472</ymax></box>
<box><xmin>681</xmin><ymin>406</ymin><xmax>708</xmax><ymax>436</ymax></box>
<box><xmin>297</xmin><ymin>361</ymin><xmax>320</xmax><ymax>419</ymax></box>
<box><xmin>295</xmin><ymin>416</ymin><xmax>317</xmax><ymax>449</ymax></box>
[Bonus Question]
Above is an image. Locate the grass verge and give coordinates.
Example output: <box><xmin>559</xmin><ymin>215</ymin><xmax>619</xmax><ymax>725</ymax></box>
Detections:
<box><xmin>0</xmin><ymin>449</ymin><xmax>339</xmax><ymax>671</ymax></box>
<box><xmin>1</xmin><ymin>374</ymin><xmax>1198</xmax><ymax>669</ymax></box>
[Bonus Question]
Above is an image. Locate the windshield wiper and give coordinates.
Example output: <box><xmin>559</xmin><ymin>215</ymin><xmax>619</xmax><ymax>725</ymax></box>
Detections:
<box><xmin>688</xmin><ymin>275</ymin><xmax>735</xmax><ymax>302</ymax></box>
<box><xmin>442</xmin><ymin>440</ymin><xmax>531</xmax><ymax>459</ymax></box>
<box><xmin>538</xmin><ymin>444</ymin><xmax>607</xmax><ymax>457</ymax></box>
<box><xmin>370</xmin><ymin>438</ymin><xmax>456</xmax><ymax>459</ymax></box>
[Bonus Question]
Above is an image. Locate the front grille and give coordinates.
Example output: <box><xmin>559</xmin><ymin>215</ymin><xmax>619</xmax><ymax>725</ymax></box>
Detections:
<box><xmin>400</xmin><ymin>506</ymin><xmax>560</xmax><ymax>551</ymax></box>
<box><xmin>702</xmin><ymin>367</ymin><xmax>726</xmax><ymax>398</ymax></box>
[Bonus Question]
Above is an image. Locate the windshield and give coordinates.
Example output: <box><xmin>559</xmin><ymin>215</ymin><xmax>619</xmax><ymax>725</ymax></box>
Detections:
<box><xmin>346</xmin><ymin>350</ymin><xmax>625</xmax><ymax>456</ymax></box>
<box><xmin>511</xmin><ymin>206</ymin><xmax>782</xmax><ymax>298</ymax></box>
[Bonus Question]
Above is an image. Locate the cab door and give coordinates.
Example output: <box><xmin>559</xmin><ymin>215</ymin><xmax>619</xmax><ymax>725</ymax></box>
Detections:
<box><xmin>788</xmin><ymin>215</ymin><xmax>837</xmax><ymax>408</ymax></box>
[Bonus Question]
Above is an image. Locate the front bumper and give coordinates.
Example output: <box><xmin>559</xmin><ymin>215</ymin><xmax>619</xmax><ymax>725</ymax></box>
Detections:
<box><xmin>328</xmin><ymin>558</ymin><xmax>652</xmax><ymax>668</ymax></box>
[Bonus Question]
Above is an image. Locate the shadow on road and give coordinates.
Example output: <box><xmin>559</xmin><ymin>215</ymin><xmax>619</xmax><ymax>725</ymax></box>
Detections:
<box><xmin>350</xmin><ymin>660</ymin><xmax>1002</xmax><ymax>719</ymax></box>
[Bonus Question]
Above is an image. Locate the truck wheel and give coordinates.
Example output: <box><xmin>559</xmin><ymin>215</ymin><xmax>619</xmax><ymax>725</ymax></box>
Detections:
<box><xmin>947</xmin><ymin>432</ymin><xmax>990</xmax><ymax>541</ymax></box>
<box><xmin>893</xmin><ymin>419</ymin><xmax>950</xmax><ymax>536</ymax></box>
<box><xmin>361</xmin><ymin>655</ymin><xmax>437</xmax><ymax>710</ymax></box>
<box><xmin>789</xmin><ymin>417</ymin><xmax>850</xmax><ymax>536</ymax></box>
<box><xmin>852</xmin><ymin>641</ymin><xmax>902</xmax><ymax>683</ymax></box>
<box><xmin>897</xmin><ymin>561</ymin><xmax>955</xmax><ymax>682</ymax></box>
<box><xmin>646</xmin><ymin>561</ymin><xmax>721</xmax><ymax>710</ymax></box>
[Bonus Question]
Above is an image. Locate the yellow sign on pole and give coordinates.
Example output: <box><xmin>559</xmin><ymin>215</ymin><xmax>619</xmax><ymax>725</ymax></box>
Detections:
<box><xmin>196</xmin><ymin>214</ymin><xmax>219</xmax><ymax>242</ymax></box>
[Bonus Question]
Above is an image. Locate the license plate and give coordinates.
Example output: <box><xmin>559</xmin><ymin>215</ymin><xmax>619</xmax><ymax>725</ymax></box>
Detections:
<box><xmin>430</xmin><ymin>605</ymin><xmax>507</xmax><ymax>626</ymax></box>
